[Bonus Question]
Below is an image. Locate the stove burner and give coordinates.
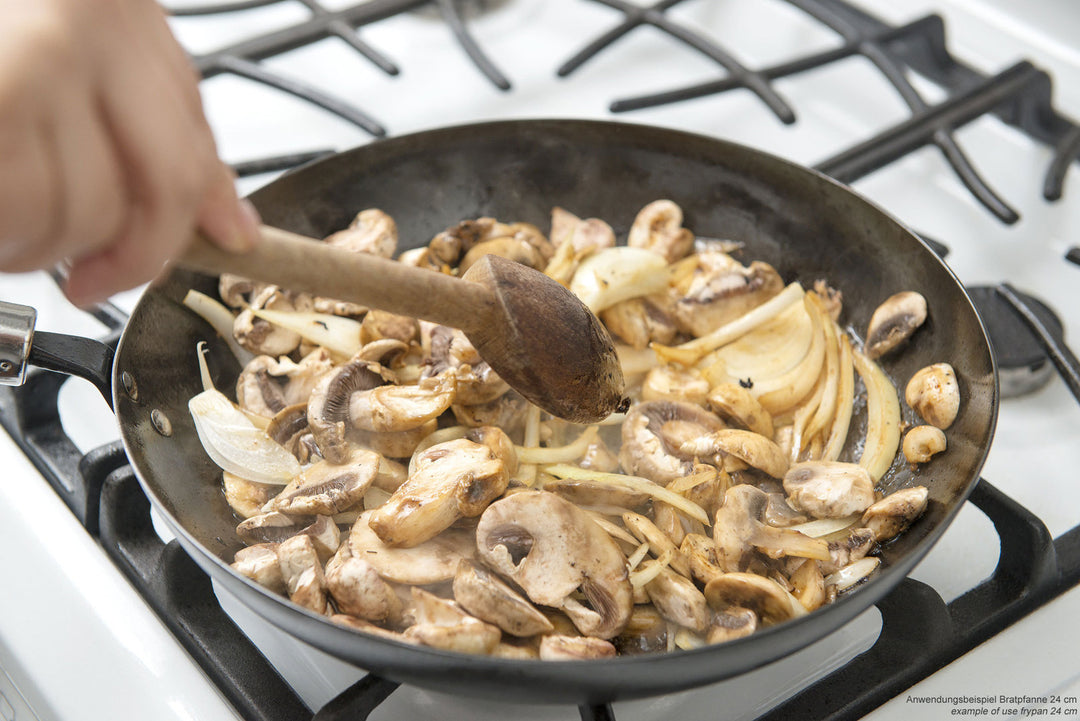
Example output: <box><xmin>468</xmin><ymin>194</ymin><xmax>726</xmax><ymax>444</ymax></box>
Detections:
<box><xmin>967</xmin><ymin>285</ymin><xmax>1064</xmax><ymax>398</ymax></box>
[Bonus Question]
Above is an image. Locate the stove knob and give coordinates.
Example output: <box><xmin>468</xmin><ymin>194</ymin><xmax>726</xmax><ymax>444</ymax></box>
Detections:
<box><xmin>0</xmin><ymin>300</ymin><xmax>36</xmax><ymax>387</ymax></box>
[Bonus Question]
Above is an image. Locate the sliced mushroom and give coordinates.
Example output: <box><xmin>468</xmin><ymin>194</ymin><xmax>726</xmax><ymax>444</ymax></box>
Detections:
<box><xmin>331</xmin><ymin>614</ymin><xmax>418</xmax><ymax>644</ymax></box>
<box><xmin>706</xmin><ymin>606</ymin><xmax>758</xmax><ymax>644</ymax></box>
<box><xmin>712</xmin><ymin>485</ymin><xmax>830</xmax><ymax>571</ymax></box>
<box><xmin>865</xmin><ymin>291</ymin><xmax>927</xmax><ymax>359</ymax></box>
<box><xmin>550</xmin><ymin>207</ymin><xmax>616</xmax><ymax>254</ymax></box>
<box><xmin>903</xmin><ymin>425</ymin><xmax>947</xmax><ymax>464</ymax></box>
<box><xmin>324</xmin><ymin>208</ymin><xmax>398</xmax><ymax>258</ymax></box>
<box><xmin>905</xmin><ymin>362</ymin><xmax>960</xmax><ymax>429</ymax></box>
<box><xmin>233</xmin><ymin>286</ymin><xmax>309</xmax><ymax>357</ymax></box>
<box><xmin>703</xmin><ymin>572</ymin><xmax>795</xmax><ymax>625</ymax></box>
<box><xmin>627</xmin><ymin>199</ymin><xmax>694</xmax><ymax>264</ymax></box>
<box><xmin>453</xmin><ymin>561</ymin><xmax>554</xmax><ymax>637</ymax></box>
<box><xmin>671</xmin><ymin>255</ymin><xmax>784</xmax><ymax>338</ymax></box>
<box><xmin>235</xmin><ymin>356</ymin><xmax>288</xmax><ymax>417</ymax></box>
<box><xmin>219</xmin><ymin>274</ymin><xmax>261</xmax><ymax>308</ymax></box>
<box><xmin>681</xmin><ymin>429</ymin><xmax>789</xmax><ymax>479</ymax></box>
<box><xmin>424</xmin><ymin>327</ymin><xmax>509</xmax><ymax>406</ymax></box>
<box><xmin>325</xmin><ymin>540</ymin><xmax>403</xmax><ymax>625</ymax></box>
<box><xmin>277</xmin><ymin>534</ymin><xmax>328</xmax><ymax>614</ymax></box>
<box><xmin>349</xmin><ymin>510</ymin><xmax>475</xmax><ymax>585</ymax></box>
<box><xmin>599</xmin><ymin>297</ymin><xmax>679</xmax><ymax>350</ymax></box>
<box><xmin>541</xmin><ymin>476</ymin><xmax>650</xmax><ymax>512</ymax></box>
<box><xmin>680</xmin><ymin>533</ymin><xmax>726</xmax><ymax>585</ymax></box>
<box><xmin>265</xmin><ymin>404</ymin><xmax>311</xmax><ymax>460</ymax></box>
<box><xmin>539</xmin><ymin>635</ymin><xmax>617</xmax><ymax>661</ymax></box>
<box><xmin>640</xmin><ymin>365</ymin><xmax>710</xmax><ymax>406</ymax></box>
<box><xmin>645</xmin><ymin>566</ymin><xmax>711</xmax><ymax>633</ymax></box>
<box><xmin>355</xmin><ymin>419</ymin><xmax>438</xmax><ymax>459</ymax></box>
<box><xmin>819</xmin><ymin>527</ymin><xmax>876</xmax><ymax>575</ymax></box>
<box><xmin>349</xmin><ymin>370</ymin><xmax>457</xmax><ymax>433</ymax></box>
<box><xmin>231</xmin><ymin>543</ymin><xmax>286</xmax><ymax>593</ymax></box>
<box><xmin>368</xmin><ymin>438</ymin><xmax>509</xmax><ymax>547</ymax></box>
<box><xmin>402</xmin><ymin>588</ymin><xmax>502</xmax><ymax>655</ymax></box>
<box><xmin>459</xmin><ymin>236</ymin><xmax>545</xmax><ymax>274</ymax></box>
<box><xmin>789</xmin><ymin>559</ymin><xmax>826</xmax><ymax>612</ymax></box>
<box><xmin>860</xmin><ymin>486</ymin><xmax>929</xmax><ymax>542</ymax></box>
<box><xmin>464</xmin><ymin>426</ymin><xmax>518</xmax><ymax>478</ymax></box>
<box><xmin>307</xmin><ymin>356</ymin><xmax>387</xmax><ymax>464</ymax></box>
<box><xmin>269</xmin><ymin>447</ymin><xmax>380</xmax><ymax>516</ymax></box>
<box><xmin>223</xmin><ymin>471</ymin><xmax>279</xmax><ymax>519</ymax></box>
<box><xmin>706</xmin><ymin>383</ymin><xmax>774</xmax><ymax>438</ymax></box>
<box><xmin>475</xmin><ymin>491</ymin><xmax>633</xmax><ymax>639</ymax></box>
<box><xmin>782</xmin><ymin>461</ymin><xmax>877</xmax><ymax>519</ymax></box>
<box><xmin>451</xmin><ymin>390</ymin><xmax>529</xmax><ymax>434</ymax></box>
<box><xmin>618</xmin><ymin>401</ymin><xmax>726</xmax><ymax>484</ymax></box>
<box><xmin>236</xmin><ymin>511</ymin><xmax>313</xmax><ymax>545</ymax></box>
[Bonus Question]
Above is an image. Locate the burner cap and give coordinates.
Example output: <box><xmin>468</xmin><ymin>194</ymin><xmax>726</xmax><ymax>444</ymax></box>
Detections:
<box><xmin>967</xmin><ymin>286</ymin><xmax>1063</xmax><ymax>398</ymax></box>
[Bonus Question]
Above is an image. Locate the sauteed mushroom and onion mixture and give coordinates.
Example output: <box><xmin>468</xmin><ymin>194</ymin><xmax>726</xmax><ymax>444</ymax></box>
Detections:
<box><xmin>183</xmin><ymin>201</ymin><xmax>957</xmax><ymax>660</ymax></box>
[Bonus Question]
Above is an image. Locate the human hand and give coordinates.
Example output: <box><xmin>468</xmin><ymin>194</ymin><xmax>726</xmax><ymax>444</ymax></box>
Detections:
<box><xmin>0</xmin><ymin>0</ymin><xmax>260</xmax><ymax>306</ymax></box>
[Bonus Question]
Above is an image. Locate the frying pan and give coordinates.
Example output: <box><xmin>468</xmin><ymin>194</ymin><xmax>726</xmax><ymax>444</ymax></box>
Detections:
<box><xmin>11</xmin><ymin>119</ymin><xmax>997</xmax><ymax>705</ymax></box>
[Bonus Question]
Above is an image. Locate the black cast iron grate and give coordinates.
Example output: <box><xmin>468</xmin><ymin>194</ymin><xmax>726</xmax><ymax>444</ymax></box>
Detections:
<box><xmin>562</xmin><ymin>0</ymin><xmax>1080</xmax><ymax>226</ymax></box>
<box><xmin>166</xmin><ymin>0</ymin><xmax>513</xmax><ymax>146</ymax></box>
<box><xmin>1</xmin><ymin>285</ymin><xmax>1079</xmax><ymax>720</ymax></box>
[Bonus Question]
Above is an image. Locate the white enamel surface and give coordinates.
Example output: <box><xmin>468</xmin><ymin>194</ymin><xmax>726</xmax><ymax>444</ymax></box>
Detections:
<box><xmin>2</xmin><ymin>0</ymin><xmax>1080</xmax><ymax>718</ymax></box>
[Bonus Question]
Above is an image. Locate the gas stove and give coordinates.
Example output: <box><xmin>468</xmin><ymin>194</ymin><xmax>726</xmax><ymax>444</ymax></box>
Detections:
<box><xmin>2</xmin><ymin>1</ymin><xmax>1080</xmax><ymax>719</ymax></box>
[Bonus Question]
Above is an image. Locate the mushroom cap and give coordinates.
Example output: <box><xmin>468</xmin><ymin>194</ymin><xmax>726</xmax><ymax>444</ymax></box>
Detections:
<box><xmin>644</xmin><ymin>567</ymin><xmax>711</xmax><ymax>634</ymax></box>
<box><xmin>706</xmin><ymin>606</ymin><xmax>758</xmax><ymax>644</ymax></box>
<box><xmin>905</xmin><ymin>362</ymin><xmax>960</xmax><ymax>429</ymax></box>
<box><xmin>349</xmin><ymin>510</ymin><xmax>475</xmax><ymax>585</ymax></box>
<box><xmin>539</xmin><ymin>635</ymin><xmax>617</xmax><ymax>661</ymax></box>
<box><xmin>703</xmin><ymin>573</ymin><xmax>794</xmax><ymax>625</ymax></box>
<box><xmin>860</xmin><ymin>486</ymin><xmax>929</xmax><ymax>542</ymax></box>
<box><xmin>619</xmin><ymin>400</ymin><xmax>726</xmax><ymax>484</ymax></box>
<box><xmin>865</xmin><ymin>291</ymin><xmax>927</xmax><ymax>359</ymax></box>
<box><xmin>682</xmin><ymin>428</ymin><xmax>789</xmax><ymax>479</ymax></box>
<box><xmin>269</xmin><ymin>447</ymin><xmax>380</xmax><ymax>516</ymax></box>
<box><xmin>782</xmin><ymin>461</ymin><xmax>877</xmax><ymax>519</ymax></box>
<box><xmin>452</xmin><ymin>561</ymin><xmax>554</xmax><ymax>637</ymax></box>
<box><xmin>475</xmin><ymin>490</ymin><xmax>633</xmax><ymax>639</ymax></box>
<box><xmin>367</xmin><ymin>438</ymin><xmax>509</xmax><ymax>548</ymax></box>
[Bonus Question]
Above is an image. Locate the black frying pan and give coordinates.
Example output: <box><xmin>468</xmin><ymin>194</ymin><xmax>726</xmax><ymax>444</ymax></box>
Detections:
<box><xmin>28</xmin><ymin>120</ymin><xmax>1000</xmax><ymax>705</ymax></box>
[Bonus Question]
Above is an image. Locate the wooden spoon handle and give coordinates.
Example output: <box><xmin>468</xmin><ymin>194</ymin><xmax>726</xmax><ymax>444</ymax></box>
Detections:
<box><xmin>178</xmin><ymin>225</ymin><xmax>492</xmax><ymax>331</ymax></box>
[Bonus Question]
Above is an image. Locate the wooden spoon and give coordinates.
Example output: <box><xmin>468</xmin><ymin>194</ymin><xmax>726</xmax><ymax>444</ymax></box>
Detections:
<box><xmin>179</xmin><ymin>225</ymin><xmax>627</xmax><ymax>423</ymax></box>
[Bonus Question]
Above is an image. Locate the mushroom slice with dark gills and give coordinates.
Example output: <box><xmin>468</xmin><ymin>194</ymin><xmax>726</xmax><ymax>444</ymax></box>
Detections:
<box><xmin>475</xmin><ymin>491</ymin><xmax>633</xmax><ymax>640</ymax></box>
<box><xmin>453</xmin><ymin>561</ymin><xmax>554</xmax><ymax>637</ymax></box>
<box><xmin>368</xmin><ymin>438</ymin><xmax>509</xmax><ymax>548</ymax></box>
<box><xmin>307</xmin><ymin>355</ymin><xmax>389</xmax><ymax>464</ymax></box>
<box><xmin>712</xmin><ymin>485</ymin><xmax>830</xmax><ymax>572</ymax></box>
<box><xmin>618</xmin><ymin>401</ymin><xmax>726</xmax><ymax>484</ymax></box>
<box><xmin>865</xmin><ymin>291</ymin><xmax>927</xmax><ymax>359</ymax></box>
<box><xmin>264</xmin><ymin>404</ymin><xmax>311</xmax><ymax>461</ymax></box>
<box><xmin>236</xmin><ymin>513</ymin><xmax>339</xmax><ymax>561</ymax></box>
<box><xmin>324</xmin><ymin>539</ymin><xmax>402</xmax><ymax>625</ymax></box>
<box><xmin>268</xmin><ymin>447</ymin><xmax>380</xmax><ymax>516</ymax></box>
<box><xmin>349</xmin><ymin>510</ymin><xmax>475</xmax><ymax>586</ymax></box>
<box><xmin>704</xmin><ymin>572</ymin><xmax>800</xmax><ymax>626</ymax></box>
<box><xmin>671</xmin><ymin>252</ymin><xmax>784</xmax><ymax>338</ymax></box>
<box><xmin>223</xmin><ymin>471</ymin><xmax>279</xmax><ymax>519</ymax></box>
<box><xmin>235</xmin><ymin>349</ymin><xmax>334</xmax><ymax>419</ymax></box>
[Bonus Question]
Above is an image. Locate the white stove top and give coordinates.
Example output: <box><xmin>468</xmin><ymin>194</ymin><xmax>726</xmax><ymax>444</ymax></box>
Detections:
<box><xmin>2</xmin><ymin>1</ymin><xmax>1080</xmax><ymax>719</ymax></box>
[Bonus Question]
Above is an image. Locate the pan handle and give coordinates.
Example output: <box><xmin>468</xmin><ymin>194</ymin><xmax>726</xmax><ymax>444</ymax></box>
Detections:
<box><xmin>0</xmin><ymin>300</ymin><xmax>115</xmax><ymax>408</ymax></box>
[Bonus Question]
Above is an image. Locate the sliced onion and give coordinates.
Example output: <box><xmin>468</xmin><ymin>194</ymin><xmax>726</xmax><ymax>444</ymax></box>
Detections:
<box><xmin>751</xmin><ymin>295</ymin><xmax>827</xmax><ymax>415</ymax></box>
<box><xmin>362</xmin><ymin>486</ymin><xmax>393</xmax><ymax>511</ymax></box>
<box><xmin>852</xmin><ymin>348</ymin><xmax>902</xmax><ymax>481</ymax></box>
<box><xmin>515</xmin><ymin>426</ymin><xmax>598</xmax><ymax>464</ymax></box>
<box><xmin>251</xmin><ymin>307</ymin><xmax>363</xmax><ymax>359</ymax></box>
<box><xmin>587</xmin><ymin>511</ymin><xmax>640</xmax><ymax>546</ymax></box>
<box><xmin>517</xmin><ymin>404</ymin><xmax>543</xmax><ymax>487</ymax></box>
<box><xmin>700</xmin><ymin>301</ymin><xmax>812</xmax><ymax>382</ymax></box>
<box><xmin>542</xmin><ymin>464</ymin><xmax>709</xmax><ymax>525</ymax></box>
<box><xmin>569</xmin><ymin>246</ymin><xmax>670</xmax><ymax>313</ymax></box>
<box><xmin>189</xmin><ymin>388</ymin><xmax>301</xmax><ymax>485</ymax></box>
<box><xmin>626</xmin><ymin>542</ymin><xmax>651</xmax><ymax>570</ymax></box>
<box><xmin>786</xmin><ymin>514</ymin><xmax>860</xmax><ymax>538</ymax></box>
<box><xmin>629</xmin><ymin>548</ymin><xmax>674</xmax><ymax>588</ymax></box>
<box><xmin>652</xmin><ymin>282</ymin><xmax>805</xmax><ymax>367</ymax></box>
<box><xmin>823</xmin><ymin>333</ymin><xmax>855</xmax><ymax>462</ymax></box>
<box><xmin>825</xmin><ymin>557</ymin><xmax>880</xmax><ymax>592</ymax></box>
<box><xmin>182</xmin><ymin>290</ymin><xmax>253</xmax><ymax>366</ymax></box>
